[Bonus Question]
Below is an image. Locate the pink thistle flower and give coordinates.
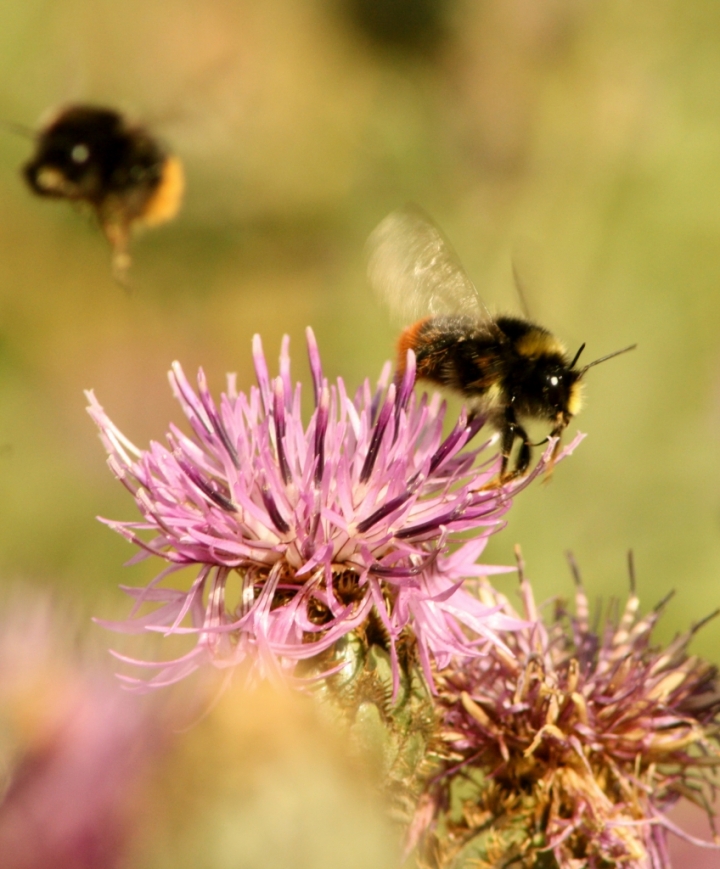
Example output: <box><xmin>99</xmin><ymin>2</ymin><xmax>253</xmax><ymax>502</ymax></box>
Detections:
<box><xmin>87</xmin><ymin>330</ymin><xmax>578</xmax><ymax>691</ymax></box>
<box><xmin>421</xmin><ymin>554</ymin><xmax>720</xmax><ymax>869</ymax></box>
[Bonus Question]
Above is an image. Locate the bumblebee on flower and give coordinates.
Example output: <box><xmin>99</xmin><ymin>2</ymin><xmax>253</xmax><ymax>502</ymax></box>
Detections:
<box><xmin>87</xmin><ymin>329</ymin><xmax>579</xmax><ymax>691</ymax></box>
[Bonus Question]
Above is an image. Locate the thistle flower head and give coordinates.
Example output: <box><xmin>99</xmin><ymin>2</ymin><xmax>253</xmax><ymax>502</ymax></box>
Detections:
<box><xmin>424</xmin><ymin>555</ymin><xmax>720</xmax><ymax>868</ymax></box>
<box><xmin>87</xmin><ymin>331</ymin><xmax>578</xmax><ymax>690</ymax></box>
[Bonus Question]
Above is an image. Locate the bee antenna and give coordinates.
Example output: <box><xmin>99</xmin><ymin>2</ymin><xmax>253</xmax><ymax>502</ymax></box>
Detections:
<box><xmin>0</xmin><ymin>119</ymin><xmax>36</xmax><ymax>140</ymax></box>
<box><xmin>579</xmin><ymin>343</ymin><xmax>637</xmax><ymax>376</ymax></box>
<box><xmin>511</xmin><ymin>257</ymin><xmax>532</xmax><ymax>320</ymax></box>
<box><xmin>569</xmin><ymin>343</ymin><xmax>586</xmax><ymax>369</ymax></box>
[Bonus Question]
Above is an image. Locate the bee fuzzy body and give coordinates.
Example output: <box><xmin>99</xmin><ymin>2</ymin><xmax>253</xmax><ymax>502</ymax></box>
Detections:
<box><xmin>23</xmin><ymin>105</ymin><xmax>184</xmax><ymax>278</ymax></box>
<box><xmin>398</xmin><ymin>314</ymin><xmax>584</xmax><ymax>477</ymax></box>
<box><xmin>369</xmin><ymin>206</ymin><xmax>635</xmax><ymax>481</ymax></box>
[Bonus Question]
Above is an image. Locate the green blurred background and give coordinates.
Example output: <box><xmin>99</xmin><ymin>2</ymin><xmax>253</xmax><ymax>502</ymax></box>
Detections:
<box><xmin>0</xmin><ymin>1</ymin><xmax>718</xmax><ymax>668</ymax></box>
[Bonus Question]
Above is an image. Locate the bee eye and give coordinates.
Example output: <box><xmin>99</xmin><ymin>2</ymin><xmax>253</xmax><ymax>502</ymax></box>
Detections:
<box><xmin>71</xmin><ymin>143</ymin><xmax>90</xmax><ymax>164</ymax></box>
<box><xmin>550</xmin><ymin>375</ymin><xmax>560</xmax><ymax>387</ymax></box>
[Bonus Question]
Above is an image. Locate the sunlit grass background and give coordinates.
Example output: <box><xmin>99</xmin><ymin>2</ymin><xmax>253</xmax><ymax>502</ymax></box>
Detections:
<box><xmin>0</xmin><ymin>0</ymin><xmax>719</xmax><ymax>863</ymax></box>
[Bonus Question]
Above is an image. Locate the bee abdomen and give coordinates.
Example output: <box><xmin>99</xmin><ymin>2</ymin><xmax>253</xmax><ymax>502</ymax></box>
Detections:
<box><xmin>396</xmin><ymin>317</ymin><xmax>432</xmax><ymax>378</ymax></box>
<box><xmin>397</xmin><ymin>316</ymin><xmax>502</xmax><ymax>397</ymax></box>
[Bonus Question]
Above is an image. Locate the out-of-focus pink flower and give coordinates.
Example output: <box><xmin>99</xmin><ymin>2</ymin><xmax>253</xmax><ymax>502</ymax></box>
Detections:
<box><xmin>0</xmin><ymin>595</ymin><xmax>169</xmax><ymax>869</ymax></box>
<box><xmin>420</xmin><ymin>558</ymin><xmax>720</xmax><ymax>868</ymax></box>
<box><xmin>87</xmin><ymin>330</ymin><xmax>580</xmax><ymax>690</ymax></box>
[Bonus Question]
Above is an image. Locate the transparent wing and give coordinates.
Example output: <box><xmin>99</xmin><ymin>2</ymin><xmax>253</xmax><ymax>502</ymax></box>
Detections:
<box><xmin>366</xmin><ymin>206</ymin><xmax>484</xmax><ymax>323</ymax></box>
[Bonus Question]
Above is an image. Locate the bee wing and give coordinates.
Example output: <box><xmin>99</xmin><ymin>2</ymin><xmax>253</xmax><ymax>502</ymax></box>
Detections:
<box><xmin>366</xmin><ymin>206</ymin><xmax>485</xmax><ymax>323</ymax></box>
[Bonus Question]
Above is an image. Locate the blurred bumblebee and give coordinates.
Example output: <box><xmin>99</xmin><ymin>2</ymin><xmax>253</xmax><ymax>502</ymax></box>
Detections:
<box><xmin>367</xmin><ymin>207</ymin><xmax>635</xmax><ymax>480</ymax></box>
<box><xmin>22</xmin><ymin>104</ymin><xmax>184</xmax><ymax>280</ymax></box>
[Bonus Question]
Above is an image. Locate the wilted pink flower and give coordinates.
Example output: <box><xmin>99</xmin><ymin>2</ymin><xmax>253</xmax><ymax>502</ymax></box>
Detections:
<box><xmin>87</xmin><ymin>330</ymin><xmax>579</xmax><ymax>690</ymax></box>
<box><xmin>420</xmin><ymin>556</ymin><xmax>720</xmax><ymax>868</ymax></box>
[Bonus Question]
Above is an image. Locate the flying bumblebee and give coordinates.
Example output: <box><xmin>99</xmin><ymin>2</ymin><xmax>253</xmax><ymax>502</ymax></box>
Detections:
<box><xmin>21</xmin><ymin>104</ymin><xmax>184</xmax><ymax>280</ymax></box>
<box><xmin>367</xmin><ymin>207</ymin><xmax>635</xmax><ymax>480</ymax></box>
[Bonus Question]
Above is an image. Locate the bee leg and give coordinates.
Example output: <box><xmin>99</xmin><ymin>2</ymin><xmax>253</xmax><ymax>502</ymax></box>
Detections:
<box><xmin>101</xmin><ymin>216</ymin><xmax>133</xmax><ymax>289</ymax></box>
<box><xmin>514</xmin><ymin>430</ymin><xmax>532</xmax><ymax>476</ymax></box>
<box><xmin>477</xmin><ymin>410</ymin><xmax>531</xmax><ymax>490</ymax></box>
<box><xmin>499</xmin><ymin>409</ymin><xmax>531</xmax><ymax>482</ymax></box>
<box><xmin>498</xmin><ymin>418</ymin><xmax>515</xmax><ymax>478</ymax></box>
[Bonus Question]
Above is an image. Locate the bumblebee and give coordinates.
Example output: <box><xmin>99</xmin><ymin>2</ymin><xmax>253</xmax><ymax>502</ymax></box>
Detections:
<box><xmin>22</xmin><ymin>104</ymin><xmax>184</xmax><ymax>279</ymax></box>
<box><xmin>367</xmin><ymin>207</ymin><xmax>635</xmax><ymax>479</ymax></box>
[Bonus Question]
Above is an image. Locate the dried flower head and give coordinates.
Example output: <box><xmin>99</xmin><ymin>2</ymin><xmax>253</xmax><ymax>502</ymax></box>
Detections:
<box><xmin>422</xmin><ymin>554</ymin><xmax>720</xmax><ymax>869</ymax></box>
<box><xmin>87</xmin><ymin>331</ymin><xmax>577</xmax><ymax>690</ymax></box>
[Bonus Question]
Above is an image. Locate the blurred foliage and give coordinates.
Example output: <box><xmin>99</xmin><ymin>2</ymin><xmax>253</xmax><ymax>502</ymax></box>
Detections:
<box><xmin>130</xmin><ymin>678</ymin><xmax>399</xmax><ymax>869</ymax></box>
<box><xmin>0</xmin><ymin>0</ymin><xmax>719</xmax><ymax>861</ymax></box>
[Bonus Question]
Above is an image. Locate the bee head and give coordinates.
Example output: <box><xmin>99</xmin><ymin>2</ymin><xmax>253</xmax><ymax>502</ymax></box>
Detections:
<box><xmin>541</xmin><ymin>361</ymin><xmax>583</xmax><ymax>419</ymax></box>
<box><xmin>23</xmin><ymin>105</ymin><xmax>164</xmax><ymax>204</ymax></box>
<box><xmin>23</xmin><ymin>107</ymin><xmax>127</xmax><ymax>201</ymax></box>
